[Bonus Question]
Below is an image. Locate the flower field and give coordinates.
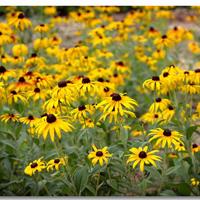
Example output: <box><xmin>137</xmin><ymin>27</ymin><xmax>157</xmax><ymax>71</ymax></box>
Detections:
<box><xmin>0</xmin><ymin>6</ymin><xmax>200</xmax><ymax>196</ymax></box>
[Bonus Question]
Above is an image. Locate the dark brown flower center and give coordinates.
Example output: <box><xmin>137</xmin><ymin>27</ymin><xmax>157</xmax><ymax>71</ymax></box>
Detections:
<box><xmin>97</xmin><ymin>78</ymin><xmax>104</xmax><ymax>82</ymax></box>
<box><xmin>156</xmin><ymin>97</ymin><xmax>161</xmax><ymax>102</ymax></box>
<box><xmin>139</xmin><ymin>151</ymin><xmax>147</xmax><ymax>158</ymax></box>
<box><xmin>31</xmin><ymin>162</ymin><xmax>38</xmax><ymax>168</ymax></box>
<box><xmin>78</xmin><ymin>105</ymin><xmax>86</xmax><ymax>111</ymax></box>
<box><xmin>0</xmin><ymin>66</ymin><xmax>6</xmax><ymax>73</ymax></box>
<box><xmin>184</xmin><ymin>71</ymin><xmax>189</xmax><ymax>75</ymax></box>
<box><xmin>116</xmin><ymin>61</ymin><xmax>124</xmax><ymax>66</ymax></box>
<box><xmin>162</xmin><ymin>35</ymin><xmax>167</xmax><ymax>39</ymax></box>
<box><xmin>40</xmin><ymin>24</ymin><xmax>45</xmax><ymax>27</ymax></box>
<box><xmin>168</xmin><ymin>105</ymin><xmax>174</xmax><ymax>110</ymax></box>
<box><xmin>46</xmin><ymin>114</ymin><xmax>57</xmax><ymax>123</ymax></box>
<box><xmin>96</xmin><ymin>151</ymin><xmax>103</xmax><ymax>157</ymax></box>
<box><xmin>82</xmin><ymin>77</ymin><xmax>90</xmax><ymax>84</ymax></box>
<box><xmin>149</xmin><ymin>26</ymin><xmax>155</xmax><ymax>31</ymax></box>
<box><xmin>11</xmin><ymin>90</ymin><xmax>17</xmax><ymax>95</ymax></box>
<box><xmin>163</xmin><ymin>72</ymin><xmax>169</xmax><ymax>77</ymax></box>
<box><xmin>192</xmin><ymin>144</ymin><xmax>198</xmax><ymax>148</ymax></box>
<box><xmin>163</xmin><ymin>129</ymin><xmax>172</xmax><ymax>136</ymax></box>
<box><xmin>18</xmin><ymin>77</ymin><xmax>26</xmax><ymax>82</ymax></box>
<box><xmin>28</xmin><ymin>115</ymin><xmax>34</xmax><ymax>120</ymax></box>
<box><xmin>195</xmin><ymin>68</ymin><xmax>200</xmax><ymax>73</ymax></box>
<box><xmin>18</xmin><ymin>13</ymin><xmax>25</xmax><ymax>19</ymax></box>
<box><xmin>104</xmin><ymin>87</ymin><xmax>110</xmax><ymax>92</ymax></box>
<box><xmin>152</xmin><ymin>76</ymin><xmax>160</xmax><ymax>81</ymax></box>
<box><xmin>31</xmin><ymin>53</ymin><xmax>37</xmax><ymax>58</ymax></box>
<box><xmin>54</xmin><ymin>159</ymin><xmax>60</xmax><ymax>164</ymax></box>
<box><xmin>154</xmin><ymin>114</ymin><xmax>158</xmax><ymax>118</ymax></box>
<box><xmin>113</xmin><ymin>73</ymin><xmax>118</xmax><ymax>77</ymax></box>
<box><xmin>58</xmin><ymin>80</ymin><xmax>67</xmax><ymax>88</ymax></box>
<box><xmin>34</xmin><ymin>87</ymin><xmax>40</xmax><ymax>93</ymax></box>
<box><xmin>111</xmin><ymin>93</ymin><xmax>121</xmax><ymax>101</ymax></box>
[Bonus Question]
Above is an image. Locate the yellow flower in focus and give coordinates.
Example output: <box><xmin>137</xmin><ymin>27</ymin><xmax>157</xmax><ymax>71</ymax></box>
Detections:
<box><xmin>149</xmin><ymin>128</ymin><xmax>183</xmax><ymax>149</ymax></box>
<box><xmin>47</xmin><ymin>157</ymin><xmax>67</xmax><ymax>171</ymax></box>
<box><xmin>97</xmin><ymin>93</ymin><xmax>138</xmax><ymax>123</ymax></box>
<box><xmin>35</xmin><ymin>114</ymin><xmax>73</xmax><ymax>142</ymax></box>
<box><xmin>88</xmin><ymin>144</ymin><xmax>112</xmax><ymax>166</ymax></box>
<box><xmin>127</xmin><ymin>146</ymin><xmax>161</xmax><ymax>172</ymax></box>
<box><xmin>24</xmin><ymin>158</ymin><xmax>46</xmax><ymax>176</ymax></box>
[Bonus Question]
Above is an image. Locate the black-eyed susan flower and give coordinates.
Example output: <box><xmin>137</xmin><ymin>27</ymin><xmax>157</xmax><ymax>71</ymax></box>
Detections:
<box><xmin>162</xmin><ymin>105</ymin><xmax>175</xmax><ymax>122</ymax></box>
<box><xmin>35</xmin><ymin>114</ymin><xmax>73</xmax><ymax>142</ymax></box>
<box><xmin>149</xmin><ymin>128</ymin><xmax>183</xmax><ymax>148</ymax></box>
<box><xmin>127</xmin><ymin>146</ymin><xmax>161</xmax><ymax>172</ymax></box>
<box><xmin>9</xmin><ymin>12</ymin><xmax>32</xmax><ymax>31</ymax></box>
<box><xmin>24</xmin><ymin>158</ymin><xmax>46</xmax><ymax>176</ymax></box>
<box><xmin>47</xmin><ymin>157</ymin><xmax>67</xmax><ymax>171</ymax></box>
<box><xmin>78</xmin><ymin>76</ymin><xmax>97</xmax><ymax>96</ymax></box>
<box><xmin>0</xmin><ymin>113</ymin><xmax>20</xmax><ymax>123</ymax></box>
<box><xmin>12</xmin><ymin>44</ymin><xmax>28</xmax><ymax>57</ymax></box>
<box><xmin>97</xmin><ymin>93</ymin><xmax>138</xmax><ymax>123</ymax></box>
<box><xmin>20</xmin><ymin>115</ymin><xmax>38</xmax><ymax>127</ymax></box>
<box><xmin>0</xmin><ymin>65</ymin><xmax>15</xmax><ymax>80</ymax></box>
<box><xmin>191</xmin><ymin>178</ymin><xmax>200</xmax><ymax>186</ymax></box>
<box><xmin>149</xmin><ymin>97</ymin><xmax>171</xmax><ymax>112</ymax></box>
<box><xmin>140</xmin><ymin>111</ymin><xmax>162</xmax><ymax>124</ymax></box>
<box><xmin>174</xmin><ymin>141</ymin><xmax>186</xmax><ymax>152</ymax></box>
<box><xmin>192</xmin><ymin>143</ymin><xmax>200</xmax><ymax>153</ymax></box>
<box><xmin>70</xmin><ymin>104</ymin><xmax>94</xmax><ymax>120</ymax></box>
<box><xmin>88</xmin><ymin>144</ymin><xmax>112</xmax><ymax>166</ymax></box>
<box><xmin>154</xmin><ymin>34</ymin><xmax>173</xmax><ymax>48</ymax></box>
<box><xmin>34</xmin><ymin>24</ymin><xmax>49</xmax><ymax>33</ymax></box>
<box><xmin>44</xmin><ymin>6</ymin><xmax>57</xmax><ymax>16</ymax></box>
<box><xmin>27</xmin><ymin>87</ymin><xmax>47</xmax><ymax>101</ymax></box>
<box><xmin>143</xmin><ymin>76</ymin><xmax>162</xmax><ymax>91</ymax></box>
<box><xmin>7</xmin><ymin>89</ymin><xmax>27</xmax><ymax>104</ymax></box>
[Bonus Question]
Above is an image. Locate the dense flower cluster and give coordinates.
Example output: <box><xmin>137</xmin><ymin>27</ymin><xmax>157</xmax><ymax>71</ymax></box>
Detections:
<box><xmin>0</xmin><ymin>6</ymin><xmax>199</xmax><ymax>196</ymax></box>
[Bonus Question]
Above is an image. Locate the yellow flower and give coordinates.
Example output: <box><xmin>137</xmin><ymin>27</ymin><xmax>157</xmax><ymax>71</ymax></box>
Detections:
<box><xmin>162</xmin><ymin>105</ymin><xmax>175</xmax><ymax>122</ymax></box>
<box><xmin>140</xmin><ymin>111</ymin><xmax>162</xmax><ymax>124</ymax></box>
<box><xmin>20</xmin><ymin>115</ymin><xmax>39</xmax><ymax>127</ymax></box>
<box><xmin>149</xmin><ymin>97</ymin><xmax>171</xmax><ymax>112</ymax></box>
<box><xmin>12</xmin><ymin>44</ymin><xmax>28</xmax><ymax>57</ymax></box>
<box><xmin>70</xmin><ymin>104</ymin><xmax>94</xmax><ymax>120</ymax></box>
<box><xmin>33</xmin><ymin>38</ymin><xmax>49</xmax><ymax>50</ymax></box>
<box><xmin>35</xmin><ymin>114</ymin><xmax>73</xmax><ymax>142</ymax></box>
<box><xmin>24</xmin><ymin>158</ymin><xmax>46</xmax><ymax>176</ymax></box>
<box><xmin>191</xmin><ymin>178</ymin><xmax>200</xmax><ymax>186</ymax></box>
<box><xmin>34</xmin><ymin>24</ymin><xmax>49</xmax><ymax>33</ymax></box>
<box><xmin>9</xmin><ymin>12</ymin><xmax>32</xmax><ymax>31</ymax></box>
<box><xmin>0</xmin><ymin>113</ymin><xmax>20</xmax><ymax>123</ymax></box>
<box><xmin>149</xmin><ymin>128</ymin><xmax>183</xmax><ymax>148</ymax></box>
<box><xmin>47</xmin><ymin>157</ymin><xmax>67</xmax><ymax>171</ymax></box>
<box><xmin>44</xmin><ymin>6</ymin><xmax>57</xmax><ymax>16</ymax></box>
<box><xmin>88</xmin><ymin>144</ymin><xmax>112</xmax><ymax>166</ymax></box>
<box><xmin>97</xmin><ymin>93</ymin><xmax>138</xmax><ymax>122</ymax></box>
<box><xmin>143</xmin><ymin>76</ymin><xmax>162</xmax><ymax>91</ymax></box>
<box><xmin>127</xmin><ymin>146</ymin><xmax>161</xmax><ymax>172</ymax></box>
<box><xmin>192</xmin><ymin>143</ymin><xmax>200</xmax><ymax>153</ymax></box>
<box><xmin>0</xmin><ymin>65</ymin><xmax>15</xmax><ymax>81</ymax></box>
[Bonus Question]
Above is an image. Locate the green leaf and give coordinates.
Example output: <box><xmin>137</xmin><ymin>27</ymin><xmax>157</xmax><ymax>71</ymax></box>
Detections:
<box><xmin>186</xmin><ymin>126</ymin><xmax>198</xmax><ymax>139</ymax></box>
<box><xmin>160</xmin><ymin>190</ymin><xmax>177</xmax><ymax>196</ymax></box>
<box><xmin>166</xmin><ymin>165</ymin><xmax>181</xmax><ymax>176</ymax></box>
<box><xmin>106</xmin><ymin>179</ymin><xmax>118</xmax><ymax>191</ymax></box>
<box><xmin>74</xmin><ymin>166</ymin><xmax>89</xmax><ymax>195</ymax></box>
<box><xmin>175</xmin><ymin>183</ymin><xmax>191</xmax><ymax>196</ymax></box>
